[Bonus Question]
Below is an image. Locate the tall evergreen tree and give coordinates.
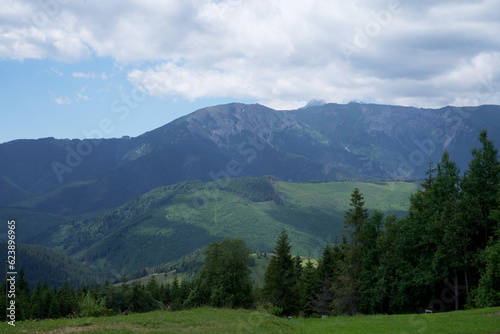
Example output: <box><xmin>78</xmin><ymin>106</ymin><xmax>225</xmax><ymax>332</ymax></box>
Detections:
<box><xmin>462</xmin><ymin>129</ymin><xmax>500</xmax><ymax>246</ymax></box>
<box><xmin>262</xmin><ymin>228</ymin><xmax>300</xmax><ymax>316</ymax></box>
<box><xmin>333</xmin><ymin>188</ymin><xmax>369</xmax><ymax>315</ymax></box>
<box><xmin>358</xmin><ymin>210</ymin><xmax>384</xmax><ymax>314</ymax></box>
<box><xmin>475</xmin><ymin>194</ymin><xmax>500</xmax><ymax>307</ymax></box>
<box><xmin>17</xmin><ymin>268</ymin><xmax>31</xmax><ymax>320</ymax></box>
<box><xmin>298</xmin><ymin>259</ymin><xmax>318</xmax><ymax>316</ymax></box>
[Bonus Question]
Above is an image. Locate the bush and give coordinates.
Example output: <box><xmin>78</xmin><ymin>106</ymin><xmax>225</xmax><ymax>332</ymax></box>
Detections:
<box><xmin>78</xmin><ymin>293</ymin><xmax>113</xmax><ymax>317</ymax></box>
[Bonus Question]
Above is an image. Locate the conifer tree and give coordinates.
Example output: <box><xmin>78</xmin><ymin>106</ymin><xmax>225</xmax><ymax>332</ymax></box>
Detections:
<box><xmin>17</xmin><ymin>268</ymin><xmax>31</xmax><ymax>320</ymax></box>
<box><xmin>262</xmin><ymin>228</ymin><xmax>300</xmax><ymax>316</ymax></box>
<box><xmin>334</xmin><ymin>188</ymin><xmax>368</xmax><ymax>315</ymax></box>
<box><xmin>299</xmin><ymin>259</ymin><xmax>318</xmax><ymax>316</ymax></box>
<box><xmin>462</xmin><ymin>129</ymin><xmax>500</xmax><ymax>246</ymax></box>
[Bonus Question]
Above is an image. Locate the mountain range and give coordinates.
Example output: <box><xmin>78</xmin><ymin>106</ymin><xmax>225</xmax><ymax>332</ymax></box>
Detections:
<box><xmin>2</xmin><ymin>102</ymin><xmax>499</xmax><ymax>216</ymax></box>
<box><xmin>2</xmin><ymin>101</ymin><xmax>500</xmax><ymax>284</ymax></box>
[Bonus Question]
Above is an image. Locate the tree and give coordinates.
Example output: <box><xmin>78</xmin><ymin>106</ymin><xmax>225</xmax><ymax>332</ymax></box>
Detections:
<box><xmin>262</xmin><ymin>228</ymin><xmax>300</xmax><ymax>316</ymax></box>
<box><xmin>462</xmin><ymin>129</ymin><xmax>500</xmax><ymax>247</ymax></box>
<box><xmin>17</xmin><ymin>268</ymin><xmax>31</xmax><ymax>320</ymax></box>
<box><xmin>475</xmin><ymin>239</ymin><xmax>500</xmax><ymax>307</ymax></box>
<box><xmin>333</xmin><ymin>188</ymin><xmax>368</xmax><ymax>315</ymax></box>
<box><xmin>298</xmin><ymin>259</ymin><xmax>318</xmax><ymax>316</ymax></box>
<box><xmin>358</xmin><ymin>210</ymin><xmax>384</xmax><ymax>314</ymax></box>
<box><xmin>127</xmin><ymin>280</ymin><xmax>157</xmax><ymax>313</ymax></box>
<box><xmin>58</xmin><ymin>281</ymin><xmax>77</xmax><ymax>317</ymax></box>
<box><xmin>475</xmin><ymin>195</ymin><xmax>500</xmax><ymax>307</ymax></box>
<box><xmin>370</xmin><ymin>214</ymin><xmax>409</xmax><ymax>314</ymax></box>
<box><xmin>187</xmin><ymin>238</ymin><xmax>253</xmax><ymax>309</ymax></box>
<box><xmin>146</xmin><ymin>276</ymin><xmax>161</xmax><ymax>302</ymax></box>
<box><xmin>309</xmin><ymin>242</ymin><xmax>342</xmax><ymax>315</ymax></box>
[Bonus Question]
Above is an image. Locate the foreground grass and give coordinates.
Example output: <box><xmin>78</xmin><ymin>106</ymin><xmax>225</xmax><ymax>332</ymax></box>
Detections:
<box><xmin>293</xmin><ymin>307</ymin><xmax>500</xmax><ymax>334</ymax></box>
<box><xmin>0</xmin><ymin>308</ymin><xmax>294</xmax><ymax>334</ymax></box>
<box><xmin>2</xmin><ymin>307</ymin><xmax>499</xmax><ymax>334</ymax></box>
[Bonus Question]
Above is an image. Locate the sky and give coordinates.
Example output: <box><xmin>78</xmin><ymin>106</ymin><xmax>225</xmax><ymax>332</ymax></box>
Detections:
<box><xmin>1</xmin><ymin>0</ymin><xmax>500</xmax><ymax>144</ymax></box>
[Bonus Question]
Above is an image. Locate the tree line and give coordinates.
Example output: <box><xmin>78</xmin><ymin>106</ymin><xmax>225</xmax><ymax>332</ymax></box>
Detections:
<box><xmin>260</xmin><ymin>129</ymin><xmax>500</xmax><ymax>316</ymax></box>
<box><xmin>2</xmin><ymin>129</ymin><xmax>499</xmax><ymax>320</ymax></box>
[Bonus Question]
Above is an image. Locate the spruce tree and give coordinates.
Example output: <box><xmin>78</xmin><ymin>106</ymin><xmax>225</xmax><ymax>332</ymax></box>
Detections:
<box><xmin>262</xmin><ymin>228</ymin><xmax>300</xmax><ymax>316</ymax></box>
<box><xmin>462</xmin><ymin>129</ymin><xmax>500</xmax><ymax>246</ymax></box>
<box><xmin>333</xmin><ymin>188</ymin><xmax>368</xmax><ymax>315</ymax></box>
<box><xmin>17</xmin><ymin>268</ymin><xmax>31</xmax><ymax>320</ymax></box>
<box><xmin>299</xmin><ymin>259</ymin><xmax>318</xmax><ymax>316</ymax></box>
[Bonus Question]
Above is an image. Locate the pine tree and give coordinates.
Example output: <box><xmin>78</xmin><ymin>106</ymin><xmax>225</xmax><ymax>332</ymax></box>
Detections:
<box><xmin>298</xmin><ymin>259</ymin><xmax>318</xmax><ymax>316</ymax></box>
<box><xmin>358</xmin><ymin>210</ymin><xmax>384</xmax><ymax>314</ymax></box>
<box><xmin>262</xmin><ymin>228</ymin><xmax>300</xmax><ymax>316</ymax></box>
<box><xmin>58</xmin><ymin>281</ymin><xmax>77</xmax><ymax>317</ymax></box>
<box><xmin>422</xmin><ymin>160</ymin><xmax>436</xmax><ymax>191</ymax></box>
<box><xmin>48</xmin><ymin>288</ymin><xmax>61</xmax><ymax>318</ymax></box>
<box><xmin>17</xmin><ymin>268</ymin><xmax>31</xmax><ymax>320</ymax></box>
<box><xmin>462</xmin><ymin>129</ymin><xmax>500</xmax><ymax>246</ymax></box>
<box><xmin>333</xmin><ymin>188</ymin><xmax>368</xmax><ymax>315</ymax></box>
<box><xmin>146</xmin><ymin>276</ymin><xmax>161</xmax><ymax>302</ymax></box>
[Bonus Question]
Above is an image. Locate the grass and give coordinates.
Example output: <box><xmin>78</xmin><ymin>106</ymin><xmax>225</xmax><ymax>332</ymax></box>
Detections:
<box><xmin>2</xmin><ymin>307</ymin><xmax>499</xmax><ymax>334</ymax></box>
<box><xmin>1</xmin><ymin>308</ymin><xmax>295</xmax><ymax>334</ymax></box>
<box><xmin>292</xmin><ymin>307</ymin><xmax>500</xmax><ymax>334</ymax></box>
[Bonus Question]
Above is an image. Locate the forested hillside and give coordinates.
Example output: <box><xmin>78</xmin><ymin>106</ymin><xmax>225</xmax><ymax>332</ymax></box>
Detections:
<box><xmin>27</xmin><ymin>177</ymin><xmax>416</xmax><ymax>276</ymax></box>
<box><xmin>0</xmin><ymin>243</ymin><xmax>101</xmax><ymax>288</ymax></box>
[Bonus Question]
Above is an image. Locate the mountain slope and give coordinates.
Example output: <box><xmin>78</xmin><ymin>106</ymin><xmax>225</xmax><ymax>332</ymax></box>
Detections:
<box><xmin>0</xmin><ymin>243</ymin><xmax>101</xmax><ymax>288</ymax></box>
<box><xmin>27</xmin><ymin>177</ymin><xmax>417</xmax><ymax>276</ymax></box>
<box><xmin>2</xmin><ymin>102</ymin><xmax>499</xmax><ymax>215</ymax></box>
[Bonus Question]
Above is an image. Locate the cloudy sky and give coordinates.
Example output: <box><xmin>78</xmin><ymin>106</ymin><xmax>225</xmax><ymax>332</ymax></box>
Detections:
<box><xmin>1</xmin><ymin>0</ymin><xmax>499</xmax><ymax>143</ymax></box>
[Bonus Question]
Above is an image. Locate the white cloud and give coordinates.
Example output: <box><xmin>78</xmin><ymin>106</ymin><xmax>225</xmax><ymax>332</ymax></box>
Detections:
<box><xmin>73</xmin><ymin>72</ymin><xmax>96</xmax><ymax>79</ymax></box>
<box><xmin>49</xmin><ymin>67</ymin><xmax>63</xmax><ymax>76</ymax></box>
<box><xmin>53</xmin><ymin>96</ymin><xmax>72</xmax><ymax>105</ymax></box>
<box><xmin>2</xmin><ymin>0</ymin><xmax>500</xmax><ymax>108</ymax></box>
<box><xmin>77</xmin><ymin>93</ymin><xmax>90</xmax><ymax>101</ymax></box>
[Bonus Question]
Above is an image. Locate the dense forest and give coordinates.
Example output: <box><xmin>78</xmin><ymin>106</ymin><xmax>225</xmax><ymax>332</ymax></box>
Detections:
<box><xmin>2</xmin><ymin>129</ymin><xmax>499</xmax><ymax>320</ymax></box>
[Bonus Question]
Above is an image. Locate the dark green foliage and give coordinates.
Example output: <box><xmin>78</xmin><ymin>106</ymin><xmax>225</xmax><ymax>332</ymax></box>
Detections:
<box><xmin>127</xmin><ymin>280</ymin><xmax>158</xmax><ymax>313</ymax></box>
<box><xmin>333</xmin><ymin>188</ymin><xmax>369</xmax><ymax>315</ymax></box>
<box><xmin>187</xmin><ymin>238</ymin><xmax>253</xmax><ymax>308</ymax></box>
<box><xmin>299</xmin><ymin>259</ymin><xmax>319</xmax><ymax>316</ymax></box>
<box><xmin>462</xmin><ymin>129</ymin><xmax>500</xmax><ymax>247</ymax></box>
<box><xmin>153</xmin><ymin>248</ymin><xmax>205</xmax><ymax>281</ymax></box>
<box><xmin>221</xmin><ymin>176</ymin><xmax>283</xmax><ymax>203</ymax></box>
<box><xmin>262</xmin><ymin>228</ymin><xmax>301</xmax><ymax>316</ymax></box>
<box><xmin>475</xmin><ymin>239</ymin><xmax>500</xmax><ymax>307</ymax></box>
<box><xmin>358</xmin><ymin>210</ymin><xmax>384</xmax><ymax>314</ymax></box>
<box><xmin>0</xmin><ymin>243</ymin><xmax>101</xmax><ymax>288</ymax></box>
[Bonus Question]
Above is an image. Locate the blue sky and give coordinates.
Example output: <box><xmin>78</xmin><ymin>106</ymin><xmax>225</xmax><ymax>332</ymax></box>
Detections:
<box><xmin>1</xmin><ymin>0</ymin><xmax>500</xmax><ymax>144</ymax></box>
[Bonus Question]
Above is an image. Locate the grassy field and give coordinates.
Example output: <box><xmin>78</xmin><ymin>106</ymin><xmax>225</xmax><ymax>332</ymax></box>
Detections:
<box><xmin>2</xmin><ymin>307</ymin><xmax>499</xmax><ymax>334</ymax></box>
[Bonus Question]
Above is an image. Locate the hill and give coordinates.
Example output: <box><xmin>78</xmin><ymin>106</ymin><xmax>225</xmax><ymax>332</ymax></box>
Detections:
<box><xmin>27</xmin><ymin>177</ymin><xmax>417</xmax><ymax>277</ymax></box>
<box><xmin>1</xmin><ymin>102</ymin><xmax>499</xmax><ymax>215</ymax></box>
<box><xmin>0</xmin><ymin>243</ymin><xmax>101</xmax><ymax>288</ymax></box>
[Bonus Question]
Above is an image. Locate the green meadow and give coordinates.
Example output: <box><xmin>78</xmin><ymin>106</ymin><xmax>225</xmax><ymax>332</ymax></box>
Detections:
<box><xmin>3</xmin><ymin>307</ymin><xmax>499</xmax><ymax>334</ymax></box>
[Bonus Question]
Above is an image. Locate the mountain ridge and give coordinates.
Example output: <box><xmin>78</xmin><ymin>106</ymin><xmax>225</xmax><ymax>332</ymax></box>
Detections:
<box><xmin>1</xmin><ymin>102</ymin><xmax>499</xmax><ymax>215</ymax></box>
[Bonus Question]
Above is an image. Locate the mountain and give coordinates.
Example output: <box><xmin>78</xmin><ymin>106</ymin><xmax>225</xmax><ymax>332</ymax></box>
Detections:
<box><xmin>1</xmin><ymin>102</ymin><xmax>499</xmax><ymax>215</ymax></box>
<box><xmin>27</xmin><ymin>177</ymin><xmax>417</xmax><ymax>276</ymax></box>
